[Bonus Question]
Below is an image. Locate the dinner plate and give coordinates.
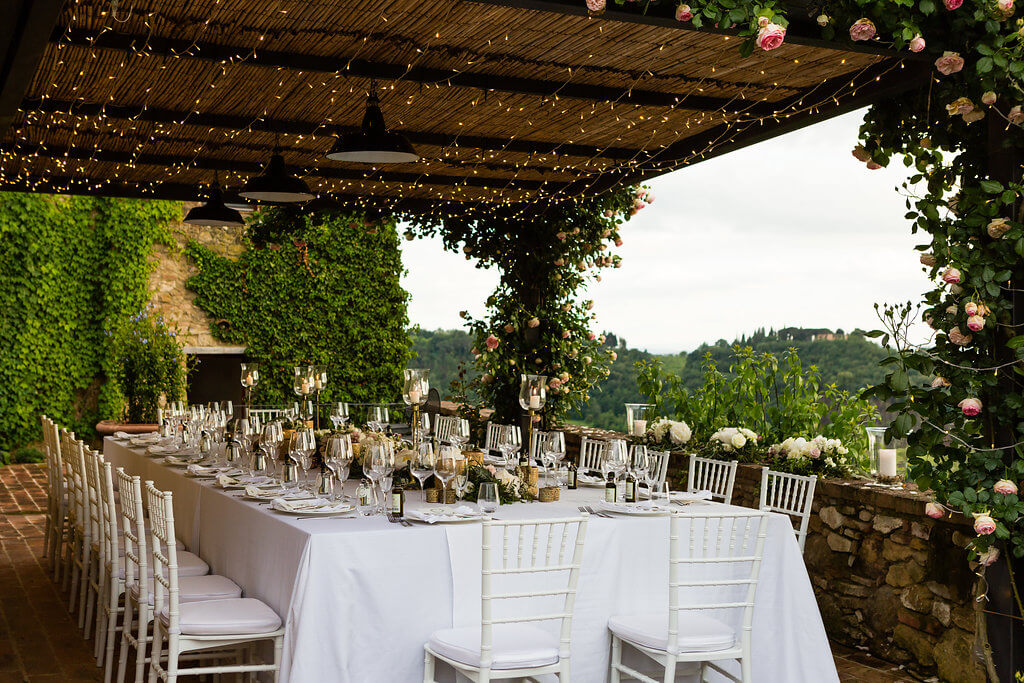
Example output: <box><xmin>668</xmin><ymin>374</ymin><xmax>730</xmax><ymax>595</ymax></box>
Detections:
<box><xmin>595</xmin><ymin>500</ymin><xmax>671</xmax><ymax>516</ymax></box>
<box><xmin>271</xmin><ymin>500</ymin><xmax>354</xmax><ymax>516</ymax></box>
<box><xmin>577</xmin><ymin>473</ymin><xmax>606</xmax><ymax>488</ymax></box>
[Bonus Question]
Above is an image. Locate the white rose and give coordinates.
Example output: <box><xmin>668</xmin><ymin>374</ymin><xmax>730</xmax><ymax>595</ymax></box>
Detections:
<box><xmin>669</xmin><ymin>421</ymin><xmax>691</xmax><ymax>445</ymax></box>
<box><xmin>730</xmin><ymin>433</ymin><xmax>747</xmax><ymax>449</ymax></box>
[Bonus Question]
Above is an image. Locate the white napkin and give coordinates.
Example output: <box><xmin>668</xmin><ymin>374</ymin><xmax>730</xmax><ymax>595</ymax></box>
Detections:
<box><xmin>596</xmin><ymin>499</ymin><xmax>670</xmax><ymax>515</ymax></box>
<box><xmin>186</xmin><ymin>464</ymin><xmax>231</xmax><ymax>477</ymax></box>
<box><xmin>114</xmin><ymin>431</ymin><xmax>132</xmax><ymax>439</ymax></box>
<box><xmin>162</xmin><ymin>455</ymin><xmax>199</xmax><ymax>467</ymax></box>
<box><xmin>129</xmin><ymin>433</ymin><xmax>162</xmax><ymax>446</ymax></box>
<box><xmin>270</xmin><ymin>498</ymin><xmax>351</xmax><ymax>513</ymax></box>
<box><xmin>243</xmin><ymin>485</ymin><xmax>302</xmax><ymax>500</ymax></box>
<box><xmin>672</xmin><ymin>490</ymin><xmax>713</xmax><ymax>502</ymax></box>
<box><xmin>578</xmin><ymin>472</ymin><xmax>604</xmax><ymax>485</ymax></box>
<box><xmin>216</xmin><ymin>474</ymin><xmax>272</xmax><ymax>488</ymax></box>
<box><xmin>406</xmin><ymin>504</ymin><xmax>479</xmax><ymax>524</ymax></box>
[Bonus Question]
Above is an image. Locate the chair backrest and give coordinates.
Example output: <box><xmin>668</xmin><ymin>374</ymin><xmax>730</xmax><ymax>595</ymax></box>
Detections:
<box><xmin>115</xmin><ymin>468</ymin><xmax>147</xmax><ymax>590</ymax></box>
<box><xmin>578</xmin><ymin>436</ymin><xmax>605</xmax><ymax>473</ymax></box>
<box><xmin>668</xmin><ymin>510</ymin><xmax>769</xmax><ymax>657</ymax></box>
<box><xmin>647</xmin><ymin>449</ymin><xmax>671</xmax><ymax>487</ymax></box>
<box><xmin>63</xmin><ymin>431</ymin><xmax>88</xmax><ymax>533</ymax></box>
<box><xmin>529</xmin><ymin>430</ymin><xmax>547</xmax><ymax>461</ymax></box>
<box><xmin>99</xmin><ymin>459</ymin><xmax>120</xmax><ymax>572</ymax></box>
<box><xmin>759</xmin><ymin>468</ymin><xmax>817</xmax><ymax>552</ymax></box>
<box><xmin>480</xmin><ymin>515</ymin><xmax>589</xmax><ymax>667</ymax></box>
<box><xmin>40</xmin><ymin>416</ymin><xmax>63</xmax><ymax>505</ymax></box>
<box><xmin>483</xmin><ymin>422</ymin><xmax>522</xmax><ymax>452</ymax></box>
<box><xmin>83</xmin><ymin>447</ymin><xmax>104</xmax><ymax>549</ymax></box>
<box><xmin>144</xmin><ymin>482</ymin><xmax>181</xmax><ymax>634</ymax></box>
<box><xmin>249</xmin><ymin>404</ymin><xmax>298</xmax><ymax>424</ymax></box>
<box><xmin>687</xmin><ymin>455</ymin><xmax>738</xmax><ymax>505</ymax></box>
<box><xmin>434</xmin><ymin>415</ymin><xmax>466</xmax><ymax>445</ymax></box>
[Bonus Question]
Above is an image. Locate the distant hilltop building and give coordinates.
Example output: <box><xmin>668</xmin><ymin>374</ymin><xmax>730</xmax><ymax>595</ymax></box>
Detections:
<box><xmin>776</xmin><ymin>327</ymin><xmax>848</xmax><ymax>342</ymax></box>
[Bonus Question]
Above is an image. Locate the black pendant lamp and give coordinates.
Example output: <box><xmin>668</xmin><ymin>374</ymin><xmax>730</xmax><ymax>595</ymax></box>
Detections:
<box><xmin>327</xmin><ymin>94</ymin><xmax>419</xmax><ymax>164</ymax></box>
<box><xmin>184</xmin><ymin>183</ymin><xmax>245</xmax><ymax>227</ymax></box>
<box><xmin>240</xmin><ymin>148</ymin><xmax>315</xmax><ymax>203</ymax></box>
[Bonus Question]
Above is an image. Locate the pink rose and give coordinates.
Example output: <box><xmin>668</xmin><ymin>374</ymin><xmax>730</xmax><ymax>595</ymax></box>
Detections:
<box><xmin>758</xmin><ymin>15</ymin><xmax>770</xmax><ymax>26</ymax></box>
<box><xmin>997</xmin><ymin>0</ymin><xmax>1013</xmax><ymax>11</ymax></box>
<box><xmin>755</xmin><ymin>23</ymin><xmax>786</xmax><ymax>51</ymax></box>
<box><xmin>942</xmin><ymin>267</ymin><xmax>961</xmax><ymax>284</ymax></box>
<box><xmin>585</xmin><ymin>0</ymin><xmax>605</xmax><ymax>12</ymax></box>
<box><xmin>967</xmin><ymin>315</ymin><xmax>985</xmax><ymax>332</ymax></box>
<box><xmin>920</xmin><ymin>253</ymin><xmax>937</xmax><ymax>267</ymax></box>
<box><xmin>485</xmin><ymin>464</ymin><xmax>497</xmax><ymax>474</ymax></box>
<box><xmin>482</xmin><ymin>373</ymin><xmax>493</xmax><ymax>384</ymax></box>
<box><xmin>852</xmin><ymin>145</ymin><xmax>872</xmax><ymax>162</ymax></box>
<box><xmin>1009</xmin><ymin>106</ymin><xmax>1024</xmax><ymax>125</ymax></box>
<box><xmin>503</xmin><ymin>323</ymin><xmax>514</xmax><ymax>333</ymax></box>
<box><xmin>817</xmin><ymin>14</ymin><xmax>830</xmax><ymax>26</ymax></box>
<box><xmin>866</xmin><ymin>161</ymin><xmax>882</xmax><ymax>170</ymax></box>
<box><xmin>944</xmin><ymin>0</ymin><xmax>963</xmax><ymax>9</ymax></box>
<box><xmin>646</xmin><ymin>194</ymin><xmax>655</xmax><ymax>203</ymax></box>
<box><xmin>959</xmin><ymin>397</ymin><xmax>983</xmax><ymax>416</ymax></box>
<box><xmin>603</xmin><ymin>210</ymin><xmax>614</xmax><ymax>217</ymax></box>
<box><xmin>965</xmin><ymin>301</ymin><xmax>979</xmax><ymax>316</ymax></box>
<box><xmin>809</xmin><ymin>447</ymin><xmax>821</xmax><ymax>458</ymax></box>
<box><xmin>561</xmin><ymin>330</ymin><xmax>571</xmax><ymax>339</ymax></box>
<box><xmin>987</xmin><ymin>218</ymin><xmax>1011</xmax><ymax>239</ymax></box>
<box><xmin>527</xmin><ymin>317</ymin><xmax>540</xmax><ymax>328</ymax></box>
<box><xmin>993</xmin><ymin>479</ymin><xmax>1018</xmax><ymax>495</ymax></box>
<box><xmin>614</xmin><ymin>238</ymin><xmax>623</xmax><ymax>247</ymax></box>
<box><xmin>947</xmin><ymin>97</ymin><xmax>974</xmax><ymax>116</ymax></box>
<box><xmin>548</xmin><ymin>378</ymin><xmax>562</xmax><ymax>389</ymax></box>
<box><xmin>949</xmin><ymin>326</ymin><xmax>973</xmax><ymax>346</ymax></box>
<box><xmin>963</xmin><ymin>109</ymin><xmax>985</xmax><ymax>124</ymax></box>
<box><xmin>485</xmin><ymin>334</ymin><xmax>499</xmax><ymax>351</ymax></box>
<box><xmin>978</xmin><ymin>547</ymin><xmax>1000</xmax><ymax>566</ymax></box>
<box><xmin>982</xmin><ymin>91</ymin><xmax>998</xmax><ymax>106</ymax></box>
<box><xmin>675</xmin><ymin>3</ymin><xmax>693</xmax><ymax>20</ymax></box>
<box><xmin>925</xmin><ymin>502</ymin><xmax>944</xmax><ymax>519</ymax></box>
<box><xmin>609</xmin><ymin>351</ymin><xmax>617</xmax><ymax>361</ymax></box>
<box><xmin>973</xmin><ymin>513</ymin><xmax>996</xmax><ymax>535</ymax></box>
<box><xmin>909</xmin><ymin>34</ymin><xmax>926</xmax><ymax>52</ymax></box>
<box><xmin>553</xmin><ymin>258</ymin><xmax>565</xmax><ymax>266</ymax></box>
<box><xmin>849</xmin><ymin>18</ymin><xmax>876</xmax><ymax>41</ymax></box>
<box><xmin>935</xmin><ymin>51</ymin><xmax>965</xmax><ymax>75</ymax></box>
<box><xmin>556</xmin><ymin>232</ymin><xmax>567</xmax><ymax>240</ymax></box>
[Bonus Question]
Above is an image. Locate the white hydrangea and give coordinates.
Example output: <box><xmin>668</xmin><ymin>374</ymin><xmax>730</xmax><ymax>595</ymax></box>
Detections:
<box><xmin>710</xmin><ymin>427</ymin><xmax>758</xmax><ymax>452</ymax></box>
<box><xmin>669</xmin><ymin>421</ymin><xmax>692</xmax><ymax>445</ymax></box>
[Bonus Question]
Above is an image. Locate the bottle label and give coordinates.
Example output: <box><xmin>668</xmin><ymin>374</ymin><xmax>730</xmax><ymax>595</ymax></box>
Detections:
<box><xmin>625</xmin><ymin>481</ymin><xmax>636</xmax><ymax>503</ymax></box>
<box><xmin>391</xmin><ymin>491</ymin><xmax>403</xmax><ymax>516</ymax></box>
<box><xmin>568</xmin><ymin>469</ymin><xmax>577</xmax><ymax>489</ymax></box>
<box><xmin>358</xmin><ymin>485</ymin><xmax>371</xmax><ymax>507</ymax></box>
<box><xmin>605</xmin><ymin>485</ymin><xmax>616</xmax><ymax>503</ymax></box>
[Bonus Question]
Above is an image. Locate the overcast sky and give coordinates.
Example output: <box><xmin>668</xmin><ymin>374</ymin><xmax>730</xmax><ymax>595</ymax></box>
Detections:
<box><xmin>399</xmin><ymin>108</ymin><xmax>931</xmax><ymax>355</ymax></box>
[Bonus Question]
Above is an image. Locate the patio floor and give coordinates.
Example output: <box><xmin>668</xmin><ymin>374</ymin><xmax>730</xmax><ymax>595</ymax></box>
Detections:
<box><xmin>0</xmin><ymin>463</ymin><xmax>920</xmax><ymax>683</ymax></box>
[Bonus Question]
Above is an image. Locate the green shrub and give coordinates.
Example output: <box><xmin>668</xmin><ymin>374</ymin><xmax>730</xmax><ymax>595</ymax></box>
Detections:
<box><xmin>110</xmin><ymin>307</ymin><xmax>187</xmax><ymax>424</ymax></box>
<box><xmin>6</xmin><ymin>446</ymin><xmax>45</xmax><ymax>464</ymax></box>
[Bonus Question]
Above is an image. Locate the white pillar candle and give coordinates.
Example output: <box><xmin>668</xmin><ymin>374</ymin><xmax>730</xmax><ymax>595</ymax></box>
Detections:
<box><xmin>314</xmin><ymin>378</ymin><xmax>323</xmax><ymax>390</ymax></box>
<box><xmin>632</xmin><ymin>419</ymin><xmax>647</xmax><ymax>435</ymax></box>
<box><xmin>528</xmin><ymin>395</ymin><xmax>541</xmax><ymax>410</ymax></box>
<box><xmin>879</xmin><ymin>449</ymin><xmax>898</xmax><ymax>477</ymax></box>
<box><xmin>409</xmin><ymin>388</ymin><xmax>421</xmax><ymax>404</ymax></box>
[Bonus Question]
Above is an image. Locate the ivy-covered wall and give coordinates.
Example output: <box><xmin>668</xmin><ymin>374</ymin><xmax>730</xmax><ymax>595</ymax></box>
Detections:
<box><xmin>185</xmin><ymin>208</ymin><xmax>410</xmax><ymax>406</ymax></box>
<box><xmin>0</xmin><ymin>193</ymin><xmax>180</xmax><ymax>448</ymax></box>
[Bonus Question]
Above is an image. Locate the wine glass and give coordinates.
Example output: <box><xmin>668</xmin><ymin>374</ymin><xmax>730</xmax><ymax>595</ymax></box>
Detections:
<box><xmin>497</xmin><ymin>426</ymin><xmax>519</xmax><ymax>472</ymax></box>
<box><xmin>630</xmin><ymin>445</ymin><xmax>649</xmax><ymax>499</ymax></box>
<box><xmin>645</xmin><ymin>449</ymin><xmax>667</xmax><ymax>499</ymax></box>
<box><xmin>410</xmin><ymin>442</ymin><xmax>436</xmax><ymax>501</ymax></box>
<box><xmin>603</xmin><ymin>440</ymin><xmax>628</xmax><ymax>495</ymax></box>
<box><xmin>365</xmin><ymin>442</ymin><xmax>395</xmax><ymax>513</ymax></box>
<box><xmin>325</xmin><ymin>433</ymin><xmax>353</xmax><ymax>501</ymax></box>
<box><xmin>543</xmin><ymin>432</ymin><xmax>566</xmax><ymax>487</ymax></box>
<box><xmin>368</xmin><ymin>405</ymin><xmax>389</xmax><ymax>433</ymax></box>
<box><xmin>330</xmin><ymin>402</ymin><xmax>350</xmax><ymax>429</ymax></box>
<box><xmin>356</xmin><ymin>478</ymin><xmax>378</xmax><ymax>516</ymax></box>
<box><xmin>289</xmin><ymin>427</ymin><xmax>316</xmax><ymax>491</ymax></box>
<box><xmin>478</xmin><ymin>482</ymin><xmax>499</xmax><ymax>515</ymax></box>
<box><xmin>450</xmin><ymin>419</ymin><xmax>470</xmax><ymax>449</ymax></box>
<box><xmin>434</xmin><ymin>446</ymin><xmax>459</xmax><ymax>509</ymax></box>
<box><xmin>454</xmin><ymin>469</ymin><xmax>469</xmax><ymax>502</ymax></box>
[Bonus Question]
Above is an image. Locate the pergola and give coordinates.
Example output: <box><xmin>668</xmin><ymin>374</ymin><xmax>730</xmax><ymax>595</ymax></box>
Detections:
<box><xmin>0</xmin><ymin>0</ymin><xmax>926</xmax><ymax>215</ymax></box>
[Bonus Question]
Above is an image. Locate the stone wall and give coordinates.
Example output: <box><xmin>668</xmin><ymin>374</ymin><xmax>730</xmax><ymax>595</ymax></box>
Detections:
<box><xmin>557</xmin><ymin>424</ymin><xmax>987</xmax><ymax>682</ymax></box>
<box><xmin>147</xmin><ymin>204</ymin><xmax>246</xmax><ymax>349</ymax></box>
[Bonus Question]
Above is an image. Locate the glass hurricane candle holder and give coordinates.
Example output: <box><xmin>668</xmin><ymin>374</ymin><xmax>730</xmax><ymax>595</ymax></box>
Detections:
<box><xmin>518</xmin><ymin>374</ymin><xmax>548</xmax><ymax>411</ymax></box>
<box><xmin>240</xmin><ymin>363</ymin><xmax>259</xmax><ymax>389</ymax></box>
<box><xmin>403</xmin><ymin>368</ymin><xmax>429</xmax><ymax>406</ymax></box>
<box><xmin>312</xmin><ymin>365</ymin><xmax>328</xmax><ymax>392</ymax></box>
<box><xmin>625</xmin><ymin>403</ymin><xmax>654</xmax><ymax>436</ymax></box>
<box><xmin>866</xmin><ymin>426</ymin><xmax>904</xmax><ymax>482</ymax></box>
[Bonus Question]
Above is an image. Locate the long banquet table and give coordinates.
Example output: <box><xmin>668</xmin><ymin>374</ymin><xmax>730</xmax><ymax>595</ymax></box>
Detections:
<box><xmin>104</xmin><ymin>437</ymin><xmax>838</xmax><ymax>682</ymax></box>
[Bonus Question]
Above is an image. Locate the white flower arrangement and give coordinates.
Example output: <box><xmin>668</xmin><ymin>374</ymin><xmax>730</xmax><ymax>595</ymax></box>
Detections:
<box><xmin>644</xmin><ymin>418</ymin><xmax>692</xmax><ymax>448</ymax></box>
<box><xmin>709</xmin><ymin>427</ymin><xmax>759</xmax><ymax>453</ymax></box>
<box><xmin>768</xmin><ymin>435</ymin><xmax>849</xmax><ymax>470</ymax></box>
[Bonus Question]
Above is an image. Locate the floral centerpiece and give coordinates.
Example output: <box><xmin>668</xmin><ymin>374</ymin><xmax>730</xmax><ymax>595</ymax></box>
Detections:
<box><xmin>464</xmin><ymin>463</ymin><xmax>535</xmax><ymax>504</ymax></box>
<box><xmin>640</xmin><ymin>418</ymin><xmax>692</xmax><ymax>450</ymax></box>
<box><xmin>705</xmin><ymin>427</ymin><xmax>760</xmax><ymax>459</ymax></box>
<box><xmin>766</xmin><ymin>436</ymin><xmax>852</xmax><ymax>478</ymax></box>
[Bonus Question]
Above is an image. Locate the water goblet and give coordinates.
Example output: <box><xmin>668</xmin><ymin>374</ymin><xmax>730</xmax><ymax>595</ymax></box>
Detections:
<box><xmin>478</xmin><ymin>482</ymin><xmax>499</xmax><ymax>515</ymax></box>
<box><xmin>434</xmin><ymin>446</ymin><xmax>459</xmax><ymax>509</ymax></box>
<box><xmin>410</xmin><ymin>442</ymin><xmax>436</xmax><ymax>501</ymax></box>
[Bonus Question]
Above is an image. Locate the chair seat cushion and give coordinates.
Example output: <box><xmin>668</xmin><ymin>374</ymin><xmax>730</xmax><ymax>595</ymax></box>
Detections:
<box><xmin>129</xmin><ymin>574</ymin><xmax>242</xmax><ymax>606</ymax></box>
<box><xmin>159</xmin><ymin>598</ymin><xmax>282</xmax><ymax>636</ymax></box>
<box><xmin>117</xmin><ymin>550</ymin><xmax>208</xmax><ymax>580</ymax></box>
<box><xmin>428</xmin><ymin>624</ymin><xmax>559</xmax><ymax>670</ymax></box>
<box><xmin>608</xmin><ymin>613</ymin><xmax>736</xmax><ymax>653</ymax></box>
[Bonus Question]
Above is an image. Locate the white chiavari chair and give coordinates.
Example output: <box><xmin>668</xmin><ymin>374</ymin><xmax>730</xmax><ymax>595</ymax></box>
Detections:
<box><xmin>646</xmin><ymin>449</ymin><xmax>671</xmax><ymax>488</ymax></box>
<box><xmin>145</xmin><ymin>482</ymin><xmax>283</xmax><ymax>683</ymax></box>
<box><xmin>424</xmin><ymin>514</ymin><xmax>589</xmax><ymax>683</ymax></box>
<box><xmin>41</xmin><ymin>416</ymin><xmax>68</xmax><ymax>578</ymax></box>
<box><xmin>758</xmin><ymin>468</ymin><xmax>817</xmax><ymax>552</ymax></box>
<box><xmin>64</xmin><ymin>432</ymin><xmax>92</xmax><ymax>624</ymax></box>
<box><xmin>687</xmin><ymin>455</ymin><xmax>738</xmax><ymax>505</ymax></box>
<box><xmin>484</xmin><ymin>423</ymin><xmax>522</xmax><ymax>454</ymax></box>
<box><xmin>578</xmin><ymin>436</ymin><xmax>606</xmax><ymax>474</ymax></box>
<box><xmin>95</xmin><ymin>457</ymin><xmax>122</xmax><ymax>682</ymax></box>
<box><xmin>248</xmin><ymin>404</ymin><xmax>298</xmax><ymax>424</ymax></box>
<box><xmin>434</xmin><ymin>415</ymin><xmax>468</xmax><ymax>445</ymax></box>
<box><xmin>115</xmin><ymin>471</ymin><xmax>215</xmax><ymax>683</ymax></box>
<box><xmin>83</xmin><ymin>447</ymin><xmax>106</xmax><ymax>641</ymax></box>
<box><xmin>608</xmin><ymin>509</ymin><xmax>770</xmax><ymax>683</ymax></box>
<box><xmin>59</xmin><ymin>428</ymin><xmax>79</xmax><ymax>592</ymax></box>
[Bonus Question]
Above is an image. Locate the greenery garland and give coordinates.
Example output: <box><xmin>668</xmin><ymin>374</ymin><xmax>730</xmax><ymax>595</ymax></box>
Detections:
<box><xmin>185</xmin><ymin>207</ymin><xmax>410</xmax><ymax>406</ymax></box>
<box><xmin>406</xmin><ymin>189</ymin><xmax>646</xmax><ymax>424</ymax></box>
<box><xmin>0</xmin><ymin>193</ymin><xmax>179</xmax><ymax>447</ymax></box>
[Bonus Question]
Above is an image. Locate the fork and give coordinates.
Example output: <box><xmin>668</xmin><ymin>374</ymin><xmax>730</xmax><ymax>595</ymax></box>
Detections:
<box><xmin>386</xmin><ymin>512</ymin><xmax>411</xmax><ymax>527</ymax></box>
<box><xmin>582</xmin><ymin>505</ymin><xmax>612</xmax><ymax>519</ymax></box>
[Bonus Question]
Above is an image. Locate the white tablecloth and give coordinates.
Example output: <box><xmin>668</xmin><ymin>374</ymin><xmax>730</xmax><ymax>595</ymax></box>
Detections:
<box><xmin>104</xmin><ymin>438</ymin><xmax>837</xmax><ymax>682</ymax></box>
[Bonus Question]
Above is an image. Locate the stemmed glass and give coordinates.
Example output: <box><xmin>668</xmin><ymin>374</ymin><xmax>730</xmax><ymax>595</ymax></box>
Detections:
<box><xmin>324</xmin><ymin>433</ymin><xmax>353</xmax><ymax>501</ymax></box>
<box><xmin>434</xmin><ymin>446</ymin><xmax>459</xmax><ymax>509</ymax></box>
<box><xmin>542</xmin><ymin>432</ymin><xmax>566</xmax><ymax>487</ymax></box>
<box><xmin>630</xmin><ymin>445</ymin><xmax>650</xmax><ymax>500</ymax></box>
<box><xmin>365</xmin><ymin>442</ymin><xmax>395</xmax><ymax>513</ymax></box>
<box><xmin>289</xmin><ymin>427</ymin><xmax>316</xmax><ymax>491</ymax></box>
<box><xmin>258</xmin><ymin>422</ymin><xmax>283</xmax><ymax>478</ymax></box>
<box><xmin>497</xmin><ymin>426</ymin><xmax>519</xmax><ymax>473</ymax></box>
<box><xmin>645</xmin><ymin>450</ymin><xmax>667</xmax><ymax>499</ymax></box>
<box><xmin>602</xmin><ymin>440</ymin><xmax>628</xmax><ymax>495</ymax></box>
<box><xmin>410</xmin><ymin>442</ymin><xmax>436</xmax><ymax>501</ymax></box>
<box><xmin>450</xmin><ymin>419</ymin><xmax>470</xmax><ymax>449</ymax></box>
<box><xmin>330</xmin><ymin>403</ymin><xmax>350</xmax><ymax>429</ymax></box>
<box><xmin>367</xmin><ymin>405</ymin><xmax>389</xmax><ymax>433</ymax></box>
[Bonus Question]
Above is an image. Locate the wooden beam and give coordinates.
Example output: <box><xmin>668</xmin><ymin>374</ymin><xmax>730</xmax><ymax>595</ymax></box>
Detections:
<box><xmin>468</xmin><ymin>0</ymin><xmax>905</xmax><ymax>59</ymax></box>
<box><xmin>0</xmin><ymin>0</ymin><xmax>64</xmax><ymax>137</ymax></box>
<box><xmin>19</xmin><ymin>98</ymin><xmax>645</xmax><ymax>161</ymax></box>
<box><xmin>52</xmin><ymin>27</ymin><xmax>779</xmax><ymax>115</ymax></box>
<box><xmin>1</xmin><ymin>143</ymin><xmax>563</xmax><ymax>190</ymax></box>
